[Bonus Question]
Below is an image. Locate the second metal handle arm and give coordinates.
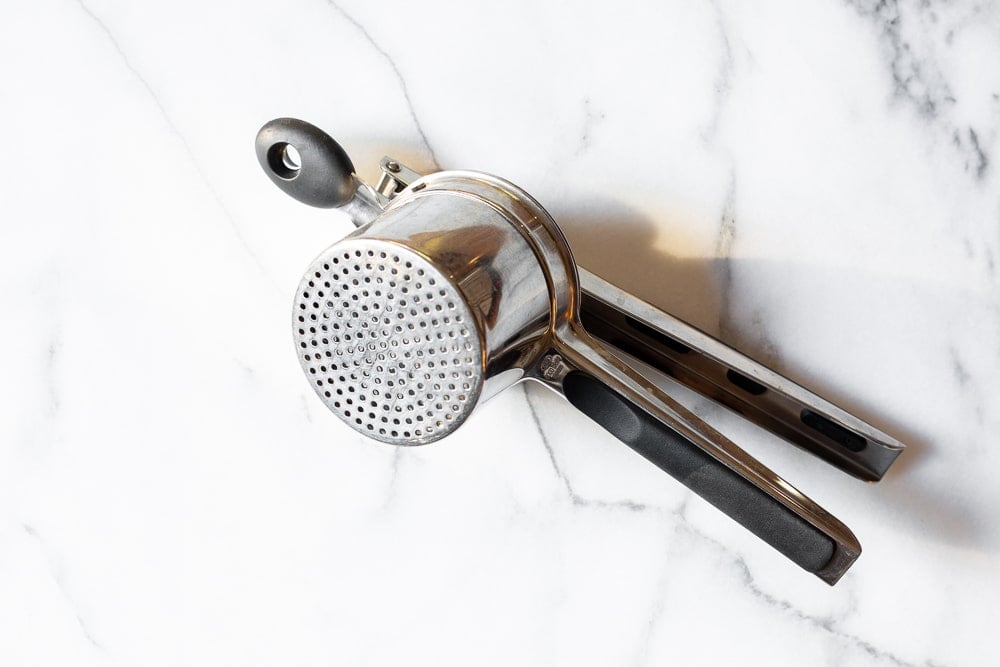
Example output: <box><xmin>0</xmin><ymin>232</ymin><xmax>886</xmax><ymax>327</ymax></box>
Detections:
<box><xmin>542</xmin><ymin>323</ymin><xmax>861</xmax><ymax>585</ymax></box>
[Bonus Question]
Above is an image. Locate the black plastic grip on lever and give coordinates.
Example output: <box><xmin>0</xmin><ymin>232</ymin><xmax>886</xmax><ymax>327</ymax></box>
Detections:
<box><xmin>562</xmin><ymin>371</ymin><xmax>835</xmax><ymax>573</ymax></box>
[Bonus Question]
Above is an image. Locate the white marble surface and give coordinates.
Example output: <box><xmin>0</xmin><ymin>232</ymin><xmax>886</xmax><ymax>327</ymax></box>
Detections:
<box><xmin>2</xmin><ymin>0</ymin><xmax>999</xmax><ymax>665</ymax></box>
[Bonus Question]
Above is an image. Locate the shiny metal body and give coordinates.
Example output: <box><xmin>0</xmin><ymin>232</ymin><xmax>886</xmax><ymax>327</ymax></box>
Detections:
<box><xmin>258</xmin><ymin>118</ymin><xmax>906</xmax><ymax>585</ymax></box>
<box><xmin>294</xmin><ymin>172</ymin><xmax>561</xmax><ymax>443</ymax></box>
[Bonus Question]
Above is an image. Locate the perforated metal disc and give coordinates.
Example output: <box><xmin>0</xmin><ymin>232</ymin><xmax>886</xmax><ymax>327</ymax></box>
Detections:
<box><xmin>293</xmin><ymin>239</ymin><xmax>485</xmax><ymax>444</ymax></box>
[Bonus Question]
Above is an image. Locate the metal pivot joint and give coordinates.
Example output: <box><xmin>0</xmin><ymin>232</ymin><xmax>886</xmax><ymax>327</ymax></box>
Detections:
<box><xmin>255</xmin><ymin>118</ymin><xmax>905</xmax><ymax>585</ymax></box>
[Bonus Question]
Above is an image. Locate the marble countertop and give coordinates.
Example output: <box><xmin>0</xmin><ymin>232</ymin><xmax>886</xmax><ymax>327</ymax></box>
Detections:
<box><xmin>3</xmin><ymin>1</ymin><xmax>999</xmax><ymax>665</ymax></box>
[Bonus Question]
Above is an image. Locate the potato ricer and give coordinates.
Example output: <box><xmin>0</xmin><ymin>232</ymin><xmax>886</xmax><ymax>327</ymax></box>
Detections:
<box><xmin>255</xmin><ymin>118</ymin><xmax>904</xmax><ymax>585</ymax></box>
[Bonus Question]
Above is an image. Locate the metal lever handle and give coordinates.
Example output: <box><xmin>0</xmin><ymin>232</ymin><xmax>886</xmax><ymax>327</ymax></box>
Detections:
<box><xmin>563</xmin><ymin>371</ymin><xmax>836</xmax><ymax>573</ymax></box>
<box><xmin>547</xmin><ymin>328</ymin><xmax>862</xmax><ymax>584</ymax></box>
<box><xmin>577</xmin><ymin>269</ymin><xmax>904</xmax><ymax>481</ymax></box>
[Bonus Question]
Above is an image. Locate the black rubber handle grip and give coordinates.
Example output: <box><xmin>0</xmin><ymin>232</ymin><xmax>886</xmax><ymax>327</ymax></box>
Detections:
<box><xmin>562</xmin><ymin>371</ymin><xmax>835</xmax><ymax>573</ymax></box>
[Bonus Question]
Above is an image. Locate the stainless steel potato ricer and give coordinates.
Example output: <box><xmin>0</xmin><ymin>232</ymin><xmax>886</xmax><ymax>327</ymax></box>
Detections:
<box><xmin>255</xmin><ymin>118</ymin><xmax>904</xmax><ymax>585</ymax></box>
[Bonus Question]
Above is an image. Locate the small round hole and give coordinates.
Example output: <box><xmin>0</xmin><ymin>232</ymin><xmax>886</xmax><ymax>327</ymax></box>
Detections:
<box><xmin>267</xmin><ymin>142</ymin><xmax>302</xmax><ymax>180</ymax></box>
